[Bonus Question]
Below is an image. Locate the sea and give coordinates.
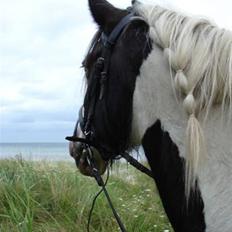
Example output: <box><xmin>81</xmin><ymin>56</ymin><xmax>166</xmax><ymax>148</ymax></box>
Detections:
<box><xmin>0</xmin><ymin>143</ymin><xmax>146</xmax><ymax>162</ymax></box>
<box><xmin>0</xmin><ymin>143</ymin><xmax>72</xmax><ymax>161</ymax></box>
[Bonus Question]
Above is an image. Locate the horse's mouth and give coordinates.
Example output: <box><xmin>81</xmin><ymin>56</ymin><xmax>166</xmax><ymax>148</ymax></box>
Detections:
<box><xmin>77</xmin><ymin>155</ymin><xmax>93</xmax><ymax>176</ymax></box>
<box><xmin>69</xmin><ymin>142</ymin><xmax>108</xmax><ymax>176</ymax></box>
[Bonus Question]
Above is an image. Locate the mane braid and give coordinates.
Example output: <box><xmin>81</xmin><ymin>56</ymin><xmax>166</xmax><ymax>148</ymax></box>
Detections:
<box><xmin>135</xmin><ymin>4</ymin><xmax>232</xmax><ymax>198</ymax></box>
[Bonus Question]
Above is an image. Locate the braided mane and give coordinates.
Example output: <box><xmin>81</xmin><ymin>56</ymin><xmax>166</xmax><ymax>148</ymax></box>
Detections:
<box><xmin>135</xmin><ymin>4</ymin><xmax>232</xmax><ymax>197</ymax></box>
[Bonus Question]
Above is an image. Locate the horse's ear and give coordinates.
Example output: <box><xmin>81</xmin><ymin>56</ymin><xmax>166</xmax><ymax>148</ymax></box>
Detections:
<box><xmin>88</xmin><ymin>0</ymin><xmax>126</xmax><ymax>31</ymax></box>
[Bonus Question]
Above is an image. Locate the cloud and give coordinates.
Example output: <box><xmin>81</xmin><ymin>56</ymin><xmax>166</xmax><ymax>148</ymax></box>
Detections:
<box><xmin>0</xmin><ymin>0</ymin><xmax>231</xmax><ymax>142</ymax></box>
<box><xmin>1</xmin><ymin>0</ymin><xmax>90</xmax><ymax>142</ymax></box>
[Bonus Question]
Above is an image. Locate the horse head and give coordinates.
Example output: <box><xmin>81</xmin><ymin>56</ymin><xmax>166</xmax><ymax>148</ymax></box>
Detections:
<box><xmin>68</xmin><ymin>0</ymin><xmax>151</xmax><ymax>176</ymax></box>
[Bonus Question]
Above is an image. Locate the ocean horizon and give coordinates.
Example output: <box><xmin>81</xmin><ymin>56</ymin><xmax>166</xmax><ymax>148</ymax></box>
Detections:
<box><xmin>0</xmin><ymin>143</ymin><xmax>146</xmax><ymax>163</ymax></box>
<box><xmin>0</xmin><ymin>143</ymin><xmax>72</xmax><ymax>161</ymax></box>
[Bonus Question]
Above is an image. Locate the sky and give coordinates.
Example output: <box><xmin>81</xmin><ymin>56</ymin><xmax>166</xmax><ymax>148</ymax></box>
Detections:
<box><xmin>0</xmin><ymin>0</ymin><xmax>231</xmax><ymax>143</ymax></box>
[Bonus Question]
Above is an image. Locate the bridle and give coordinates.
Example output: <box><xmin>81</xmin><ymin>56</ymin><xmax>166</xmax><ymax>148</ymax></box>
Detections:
<box><xmin>66</xmin><ymin>12</ymin><xmax>145</xmax><ymax>158</ymax></box>
<box><xmin>66</xmin><ymin>11</ymin><xmax>153</xmax><ymax>232</ymax></box>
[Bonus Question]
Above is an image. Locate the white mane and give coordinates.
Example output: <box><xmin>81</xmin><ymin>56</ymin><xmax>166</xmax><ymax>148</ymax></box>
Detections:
<box><xmin>135</xmin><ymin>4</ymin><xmax>232</xmax><ymax>196</ymax></box>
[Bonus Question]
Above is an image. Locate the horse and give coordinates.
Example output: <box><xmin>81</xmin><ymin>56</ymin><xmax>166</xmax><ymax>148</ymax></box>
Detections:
<box><xmin>68</xmin><ymin>0</ymin><xmax>232</xmax><ymax>231</ymax></box>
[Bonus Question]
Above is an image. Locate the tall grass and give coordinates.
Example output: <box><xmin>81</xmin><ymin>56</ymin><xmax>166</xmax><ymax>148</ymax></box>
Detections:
<box><xmin>0</xmin><ymin>158</ymin><xmax>173</xmax><ymax>232</ymax></box>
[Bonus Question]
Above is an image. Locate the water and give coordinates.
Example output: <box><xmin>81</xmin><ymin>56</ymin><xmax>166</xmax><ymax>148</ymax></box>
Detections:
<box><xmin>0</xmin><ymin>143</ymin><xmax>72</xmax><ymax>161</ymax></box>
<box><xmin>0</xmin><ymin>143</ymin><xmax>146</xmax><ymax>163</ymax></box>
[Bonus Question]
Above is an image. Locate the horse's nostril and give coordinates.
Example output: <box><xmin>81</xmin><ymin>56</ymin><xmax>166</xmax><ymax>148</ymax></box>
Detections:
<box><xmin>69</xmin><ymin>142</ymin><xmax>83</xmax><ymax>159</ymax></box>
<box><xmin>82</xmin><ymin>148</ymin><xmax>87</xmax><ymax>157</ymax></box>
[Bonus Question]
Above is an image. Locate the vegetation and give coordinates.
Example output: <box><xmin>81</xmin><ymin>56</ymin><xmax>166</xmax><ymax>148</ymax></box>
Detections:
<box><xmin>0</xmin><ymin>157</ymin><xmax>173</xmax><ymax>232</ymax></box>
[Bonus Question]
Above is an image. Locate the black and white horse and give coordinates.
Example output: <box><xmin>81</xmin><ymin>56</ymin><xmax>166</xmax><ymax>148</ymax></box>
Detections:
<box><xmin>69</xmin><ymin>1</ymin><xmax>232</xmax><ymax>231</ymax></box>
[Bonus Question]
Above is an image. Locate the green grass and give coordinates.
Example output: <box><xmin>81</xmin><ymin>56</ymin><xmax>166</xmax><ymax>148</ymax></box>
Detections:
<box><xmin>0</xmin><ymin>157</ymin><xmax>173</xmax><ymax>232</ymax></box>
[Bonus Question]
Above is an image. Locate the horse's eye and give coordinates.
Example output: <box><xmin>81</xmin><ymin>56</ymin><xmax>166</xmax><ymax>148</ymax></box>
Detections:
<box><xmin>84</xmin><ymin>68</ymin><xmax>89</xmax><ymax>78</ymax></box>
<box><xmin>81</xmin><ymin>65</ymin><xmax>89</xmax><ymax>76</ymax></box>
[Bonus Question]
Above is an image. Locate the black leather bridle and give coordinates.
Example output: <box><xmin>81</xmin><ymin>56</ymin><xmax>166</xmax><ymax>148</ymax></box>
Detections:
<box><xmin>66</xmin><ymin>11</ymin><xmax>153</xmax><ymax>232</ymax></box>
<box><xmin>66</xmin><ymin>12</ymin><xmax>143</xmax><ymax>155</ymax></box>
<box><xmin>66</xmin><ymin>9</ymin><xmax>153</xmax><ymax>176</ymax></box>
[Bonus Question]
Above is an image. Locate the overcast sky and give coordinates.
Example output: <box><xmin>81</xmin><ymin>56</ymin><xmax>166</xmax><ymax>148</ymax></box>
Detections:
<box><xmin>0</xmin><ymin>0</ymin><xmax>231</xmax><ymax>143</ymax></box>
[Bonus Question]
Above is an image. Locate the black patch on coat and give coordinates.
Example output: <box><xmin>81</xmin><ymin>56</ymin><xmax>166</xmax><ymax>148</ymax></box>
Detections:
<box><xmin>142</xmin><ymin>120</ymin><xmax>206</xmax><ymax>232</ymax></box>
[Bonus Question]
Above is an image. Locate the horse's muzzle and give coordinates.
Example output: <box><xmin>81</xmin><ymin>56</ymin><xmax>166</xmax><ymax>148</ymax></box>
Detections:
<box><xmin>68</xmin><ymin>124</ymin><xmax>108</xmax><ymax>176</ymax></box>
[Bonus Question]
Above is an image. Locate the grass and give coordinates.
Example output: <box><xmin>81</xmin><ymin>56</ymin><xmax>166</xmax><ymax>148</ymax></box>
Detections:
<box><xmin>0</xmin><ymin>157</ymin><xmax>173</xmax><ymax>232</ymax></box>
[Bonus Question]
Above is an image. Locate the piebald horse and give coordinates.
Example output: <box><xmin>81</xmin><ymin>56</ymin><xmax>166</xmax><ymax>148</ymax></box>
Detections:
<box><xmin>68</xmin><ymin>0</ymin><xmax>232</xmax><ymax>231</ymax></box>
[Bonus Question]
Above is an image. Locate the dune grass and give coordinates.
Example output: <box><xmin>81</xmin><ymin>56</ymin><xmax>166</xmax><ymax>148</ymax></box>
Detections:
<box><xmin>0</xmin><ymin>157</ymin><xmax>173</xmax><ymax>232</ymax></box>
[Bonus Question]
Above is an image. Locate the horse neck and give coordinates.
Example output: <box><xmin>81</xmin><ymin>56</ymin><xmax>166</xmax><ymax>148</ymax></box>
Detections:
<box><xmin>131</xmin><ymin>42</ymin><xmax>186</xmax><ymax>150</ymax></box>
<box><xmin>131</xmin><ymin>42</ymin><xmax>232</xmax><ymax>163</ymax></box>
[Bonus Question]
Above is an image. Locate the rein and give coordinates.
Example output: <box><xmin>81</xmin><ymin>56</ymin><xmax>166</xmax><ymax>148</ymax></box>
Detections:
<box><xmin>85</xmin><ymin>147</ymin><xmax>127</xmax><ymax>232</ymax></box>
<box><xmin>79</xmin><ymin>144</ymin><xmax>153</xmax><ymax>232</ymax></box>
<box><xmin>66</xmin><ymin>135</ymin><xmax>153</xmax><ymax>232</ymax></box>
